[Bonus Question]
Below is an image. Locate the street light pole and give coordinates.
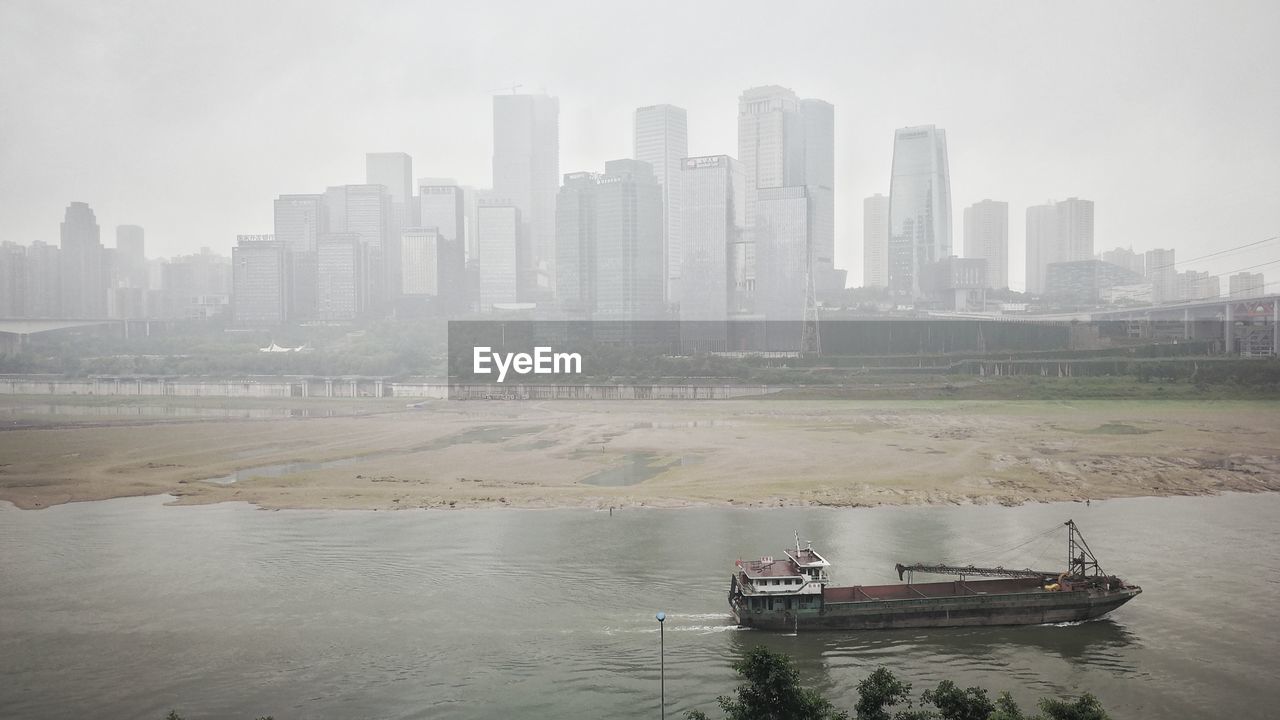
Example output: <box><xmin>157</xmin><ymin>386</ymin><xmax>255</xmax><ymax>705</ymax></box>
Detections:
<box><xmin>656</xmin><ymin>611</ymin><xmax>666</xmax><ymax>720</ymax></box>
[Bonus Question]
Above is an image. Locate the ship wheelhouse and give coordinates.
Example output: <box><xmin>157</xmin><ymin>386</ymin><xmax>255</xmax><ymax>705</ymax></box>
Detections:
<box><xmin>731</xmin><ymin>543</ymin><xmax>831</xmax><ymax>614</ymax></box>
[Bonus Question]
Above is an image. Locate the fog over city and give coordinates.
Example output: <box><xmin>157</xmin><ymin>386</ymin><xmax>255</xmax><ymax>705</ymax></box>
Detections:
<box><xmin>3</xmin><ymin>0</ymin><xmax>1277</xmax><ymax>290</ymax></box>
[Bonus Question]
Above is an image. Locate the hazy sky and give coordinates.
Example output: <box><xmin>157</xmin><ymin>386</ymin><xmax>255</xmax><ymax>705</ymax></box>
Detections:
<box><xmin>2</xmin><ymin>0</ymin><xmax>1278</xmax><ymax>290</ymax></box>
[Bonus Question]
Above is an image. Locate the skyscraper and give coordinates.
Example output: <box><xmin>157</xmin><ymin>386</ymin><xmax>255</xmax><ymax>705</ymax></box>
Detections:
<box><xmin>492</xmin><ymin>93</ymin><xmax>559</xmax><ymax>298</ymax></box>
<box><xmin>475</xmin><ymin>201</ymin><xmax>521</xmax><ymax>310</ymax></box>
<box><xmin>317</xmin><ymin>234</ymin><xmax>366</xmax><ymax>320</ymax></box>
<box><xmin>738</xmin><ymin>86</ymin><xmax>805</xmax><ymax>228</ymax></box>
<box><xmin>25</xmin><ymin>241</ymin><xmax>60</xmax><ymax>318</ymax></box>
<box><xmin>0</xmin><ymin>243</ymin><xmax>26</xmax><ymax>317</ymax></box>
<box><xmin>554</xmin><ymin>172</ymin><xmax>599</xmax><ymax>318</ymax></box>
<box><xmin>887</xmin><ymin>126</ymin><xmax>951</xmax><ymax>299</ymax></box>
<box><xmin>1025</xmin><ymin>198</ymin><xmax>1095</xmax><ymax>295</ymax></box>
<box><xmin>595</xmin><ymin>160</ymin><xmax>664</xmax><ymax>322</ymax></box>
<box><xmin>1056</xmin><ymin>197</ymin><xmax>1095</xmax><ymax>262</ymax></box>
<box><xmin>634</xmin><ymin>104</ymin><xmax>688</xmax><ymax>303</ymax></box>
<box><xmin>800</xmin><ymin>99</ymin><xmax>837</xmax><ymax>292</ymax></box>
<box><xmin>736</xmin><ymin>86</ymin><xmax>837</xmax><ymax>307</ymax></box>
<box><xmin>274</xmin><ymin>194</ymin><xmax>326</xmax><ymax>320</ymax></box>
<box><xmin>963</xmin><ymin>199</ymin><xmax>1009</xmax><ymax>289</ymax></box>
<box><xmin>679</xmin><ymin>155</ymin><xmax>744</xmax><ymax>323</ymax></box>
<box><xmin>554</xmin><ymin>160</ymin><xmax>664</xmax><ymax>322</ymax></box>
<box><xmin>416</xmin><ymin>185</ymin><xmax>467</xmax><ymax>312</ymax></box>
<box><xmin>863</xmin><ymin>194</ymin><xmax>889</xmax><ymax>289</ymax></box>
<box><xmin>59</xmin><ymin>201</ymin><xmax>107</xmax><ymax>317</ymax></box>
<box><xmin>324</xmin><ymin>184</ymin><xmax>392</xmax><ymax>306</ymax></box>
<box><xmin>1025</xmin><ymin>203</ymin><xmax>1058</xmax><ymax>295</ymax></box>
<box><xmin>754</xmin><ymin>186</ymin><xmax>811</xmax><ymax>322</ymax></box>
<box><xmin>232</xmin><ymin>236</ymin><xmax>289</xmax><ymax>328</ymax></box>
<box><xmin>419</xmin><ymin>185</ymin><xmax>465</xmax><ymax>251</ymax></box>
<box><xmin>365</xmin><ymin>153</ymin><xmax>413</xmax><ymax>208</ymax></box>
<box><xmin>274</xmin><ymin>195</ymin><xmax>327</xmax><ymax>253</ymax></box>
<box><xmin>401</xmin><ymin>228</ymin><xmax>441</xmax><ymax>298</ymax></box>
<box><xmin>114</xmin><ymin>225</ymin><xmax>147</xmax><ymax>290</ymax></box>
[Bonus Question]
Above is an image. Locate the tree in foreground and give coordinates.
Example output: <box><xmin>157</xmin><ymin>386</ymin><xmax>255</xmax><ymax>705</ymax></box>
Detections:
<box><xmin>685</xmin><ymin>645</ymin><xmax>850</xmax><ymax>720</ymax></box>
<box><xmin>687</xmin><ymin>646</ymin><xmax>1110</xmax><ymax>720</ymax></box>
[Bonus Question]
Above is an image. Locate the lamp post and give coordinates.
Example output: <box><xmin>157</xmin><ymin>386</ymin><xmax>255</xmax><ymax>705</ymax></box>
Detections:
<box><xmin>656</xmin><ymin>611</ymin><xmax>666</xmax><ymax>720</ymax></box>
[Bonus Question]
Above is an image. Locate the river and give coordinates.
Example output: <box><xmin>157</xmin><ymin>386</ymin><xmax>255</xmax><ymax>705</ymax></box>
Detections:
<box><xmin>1</xmin><ymin>493</ymin><xmax>1276</xmax><ymax>719</ymax></box>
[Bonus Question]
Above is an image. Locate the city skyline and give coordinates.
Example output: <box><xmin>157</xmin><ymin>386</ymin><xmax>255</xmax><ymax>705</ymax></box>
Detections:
<box><xmin>2</xmin><ymin>1</ymin><xmax>1277</xmax><ymax>291</ymax></box>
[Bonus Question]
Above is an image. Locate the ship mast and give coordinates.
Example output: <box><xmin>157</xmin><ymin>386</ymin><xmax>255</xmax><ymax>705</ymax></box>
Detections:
<box><xmin>897</xmin><ymin>520</ymin><xmax>1109</xmax><ymax>581</ymax></box>
<box><xmin>1066</xmin><ymin>519</ymin><xmax>1104</xmax><ymax>578</ymax></box>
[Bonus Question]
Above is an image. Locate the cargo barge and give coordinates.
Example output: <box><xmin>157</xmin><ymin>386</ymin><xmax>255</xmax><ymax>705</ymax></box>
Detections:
<box><xmin>729</xmin><ymin>520</ymin><xmax>1140</xmax><ymax>631</ymax></box>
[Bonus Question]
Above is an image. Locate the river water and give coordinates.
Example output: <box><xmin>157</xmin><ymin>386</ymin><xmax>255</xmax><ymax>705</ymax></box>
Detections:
<box><xmin>1</xmin><ymin>493</ymin><xmax>1277</xmax><ymax>719</ymax></box>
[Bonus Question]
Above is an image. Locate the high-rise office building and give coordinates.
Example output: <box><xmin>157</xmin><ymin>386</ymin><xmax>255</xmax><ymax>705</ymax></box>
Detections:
<box><xmin>554</xmin><ymin>172</ymin><xmax>599</xmax><ymax>317</ymax></box>
<box><xmin>419</xmin><ymin>185</ymin><xmax>465</xmax><ymax>251</ymax></box>
<box><xmin>274</xmin><ymin>195</ymin><xmax>327</xmax><ymax>253</ymax></box>
<box><xmin>492</xmin><ymin>93</ymin><xmax>559</xmax><ymax>298</ymax></box>
<box><xmin>415</xmin><ymin>185</ymin><xmax>467</xmax><ymax>312</ymax></box>
<box><xmin>863</xmin><ymin>194</ymin><xmax>890</xmax><ymax>289</ymax></box>
<box><xmin>59</xmin><ymin>201</ymin><xmax>107</xmax><ymax>317</ymax></box>
<box><xmin>679</xmin><ymin>155</ymin><xmax>744</xmax><ymax>323</ymax></box>
<box><xmin>114</xmin><ymin>225</ymin><xmax>147</xmax><ymax>290</ymax></box>
<box><xmin>401</xmin><ymin>228</ymin><xmax>441</xmax><ymax>298</ymax></box>
<box><xmin>553</xmin><ymin>161</ymin><xmax>664</xmax><ymax>322</ymax></box>
<box><xmin>0</xmin><ymin>243</ymin><xmax>26</xmax><ymax>317</ymax></box>
<box><xmin>594</xmin><ymin>160</ymin><xmax>664</xmax><ymax>322</ymax></box>
<box><xmin>25</xmin><ymin>241</ymin><xmax>60</xmax><ymax>317</ymax></box>
<box><xmin>1025</xmin><ymin>197</ymin><xmax>1094</xmax><ymax>295</ymax></box>
<box><xmin>754</xmin><ymin>186</ymin><xmax>811</xmax><ymax>322</ymax></box>
<box><xmin>324</xmin><ymin>184</ymin><xmax>393</xmax><ymax>306</ymax></box>
<box><xmin>634</xmin><ymin>104</ymin><xmax>688</xmax><ymax>302</ymax></box>
<box><xmin>1144</xmin><ymin>248</ymin><xmax>1177</xmax><ymax>304</ymax></box>
<box><xmin>365</xmin><ymin>153</ymin><xmax>413</xmax><ymax>208</ymax></box>
<box><xmin>963</xmin><ymin>199</ymin><xmax>1009</xmax><ymax>290</ymax></box>
<box><xmin>736</xmin><ymin>86</ymin><xmax>838</xmax><ymax>307</ymax></box>
<box><xmin>475</xmin><ymin>202</ymin><xmax>521</xmax><ymax>310</ymax></box>
<box><xmin>232</xmin><ymin>236</ymin><xmax>289</xmax><ymax>328</ymax></box>
<box><xmin>738</xmin><ymin>86</ymin><xmax>805</xmax><ymax>229</ymax></box>
<box><xmin>317</xmin><ymin>234</ymin><xmax>366</xmax><ymax>321</ymax></box>
<box><xmin>1230</xmin><ymin>272</ymin><xmax>1265</xmax><ymax>299</ymax></box>
<box><xmin>887</xmin><ymin>126</ymin><xmax>951</xmax><ymax>299</ymax></box>
<box><xmin>800</xmin><ymin>99</ymin><xmax>837</xmax><ymax>292</ymax></box>
<box><xmin>274</xmin><ymin>194</ymin><xmax>326</xmax><ymax>320</ymax></box>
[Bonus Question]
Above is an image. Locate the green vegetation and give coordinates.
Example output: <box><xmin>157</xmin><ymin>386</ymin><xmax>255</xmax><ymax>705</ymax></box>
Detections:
<box><xmin>687</xmin><ymin>646</ymin><xmax>1110</xmax><ymax>720</ymax></box>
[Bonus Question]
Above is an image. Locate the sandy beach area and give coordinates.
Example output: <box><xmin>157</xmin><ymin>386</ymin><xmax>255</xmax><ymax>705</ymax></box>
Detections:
<box><xmin>2</xmin><ymin>396</ymin><xmax>1278</xmax><ymax>511</ymax></box>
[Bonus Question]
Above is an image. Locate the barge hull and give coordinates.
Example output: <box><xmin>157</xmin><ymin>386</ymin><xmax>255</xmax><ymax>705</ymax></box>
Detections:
<box><xmin>734</xmin><ymin>588</ymin><xmax>1140</xmax><ymax>631</ymax></box>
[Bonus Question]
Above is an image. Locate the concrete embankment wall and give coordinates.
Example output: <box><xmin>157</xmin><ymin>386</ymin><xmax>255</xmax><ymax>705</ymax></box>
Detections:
<box><xmin>0</xmin><ymin>377</ymin><xmax>775</xmax><ymax>400</ymax></box>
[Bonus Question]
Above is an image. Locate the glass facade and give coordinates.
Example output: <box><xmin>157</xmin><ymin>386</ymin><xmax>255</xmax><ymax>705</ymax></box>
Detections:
<box><xmin>888</xmin><ymin>125</ymin><xmax>951</xmax><ymax>299</ymax></box>
<box><xmin>678</xmin><ymin>155</ymin><xmax>743</xmax><ymax>323</ymax></box>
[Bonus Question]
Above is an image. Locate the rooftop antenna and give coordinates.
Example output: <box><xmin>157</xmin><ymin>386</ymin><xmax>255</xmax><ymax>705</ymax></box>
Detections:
<box><xmin>488</xmin><ymin>83</ymin><xmax>523</xmax><ymax>95</ymax></box>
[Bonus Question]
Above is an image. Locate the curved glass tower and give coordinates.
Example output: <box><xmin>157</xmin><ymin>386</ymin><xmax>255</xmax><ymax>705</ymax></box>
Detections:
<box><xmin>887</xmin><ymin>125</ymin><xmax>951</xmax><ymax>299</ymax></box>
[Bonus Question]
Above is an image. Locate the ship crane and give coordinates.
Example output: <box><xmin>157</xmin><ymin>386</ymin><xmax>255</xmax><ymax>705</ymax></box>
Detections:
<box><xmin>896</xmin><ymin>520</ymin><xmax>1106</xmax><ymax>583</ymax></box>
<box><xmin>895</xmin><ymin>563</ymin><xmax>1056</xmax><ymax>582</ymax></box>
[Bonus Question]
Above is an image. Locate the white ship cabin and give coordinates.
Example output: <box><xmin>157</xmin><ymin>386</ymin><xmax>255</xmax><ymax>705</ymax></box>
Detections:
<box><xmin>734</xmin><ymin>544</ymin><xmax>832</xmax><ymax>612</ymax></box>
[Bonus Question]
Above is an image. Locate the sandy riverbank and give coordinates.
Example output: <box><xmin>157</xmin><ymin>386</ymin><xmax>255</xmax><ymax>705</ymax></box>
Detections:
<box><xmin>2</xmin><ymin>396</ymin><xmax>1278</xmax><ymax>511</ymax></box>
